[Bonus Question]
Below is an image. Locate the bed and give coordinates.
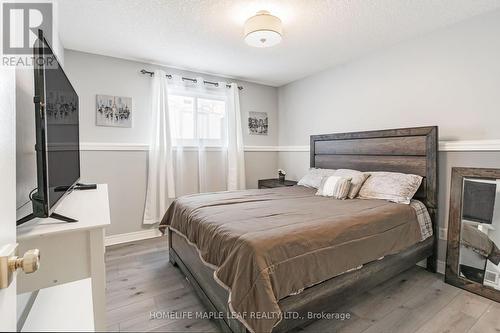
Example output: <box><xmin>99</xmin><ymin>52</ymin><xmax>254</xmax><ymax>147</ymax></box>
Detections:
<box><xmin>162</xmin><ymin>126</ymin><xmax>438</xmax><ymax>333</ymax></box>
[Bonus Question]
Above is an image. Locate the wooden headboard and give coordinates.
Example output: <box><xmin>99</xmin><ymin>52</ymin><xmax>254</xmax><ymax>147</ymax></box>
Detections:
<box><xmin>310</xmin><ymin>126</ymin><xmax>438</xmax><ymax>270</ymax></box>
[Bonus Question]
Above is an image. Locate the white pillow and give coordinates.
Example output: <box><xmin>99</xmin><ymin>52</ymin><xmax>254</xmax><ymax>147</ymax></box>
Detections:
<box><xmin>316</xmin><ymin>176</ymin><xmax>352</xmax><ymax>199</ymax></box>
<box><xmin>298</xmin><ymin>168</ymin><xmax>336</xmax><ymax>189</ymax></box>
<box><xmin>333</xmin><ymin>169</ymin><xmax>370</xmax><ymax>199</ymax></box>
<box><xmin>357</xmin><ymin>171</ymin><xmax>423</xmax><ymax>204</ymax></box>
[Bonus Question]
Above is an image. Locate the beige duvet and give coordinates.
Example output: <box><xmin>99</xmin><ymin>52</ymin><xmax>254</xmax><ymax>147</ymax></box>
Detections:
<box><xmin>161</xmin><ymin>186</ymin><xmax>423</xmax><ymax>333</ymax></box>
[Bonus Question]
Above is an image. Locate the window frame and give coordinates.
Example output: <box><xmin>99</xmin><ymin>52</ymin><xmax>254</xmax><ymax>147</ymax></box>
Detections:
<box><xmin>167</xmin><ymin>88</ymin><xmax>228</xmax><ymax>148</ymax></box>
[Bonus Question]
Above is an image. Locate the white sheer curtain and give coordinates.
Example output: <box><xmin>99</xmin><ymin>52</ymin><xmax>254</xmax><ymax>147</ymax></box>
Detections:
<box><xmin>227</xmin><ymin>83</ymin><xmax>246</xmax><ymax>190</ymax></box>
<box><xmin>169</xmin><ymin>76</ymin><xmax>246</xmax><ymax>195</ymax></box>
<box><xmin>143</xmin><ymin>69</ymin><xmax>176</xmax><ymax>225</ymax></box>
<box><xmin>143</xmin><ymin>73</ymin><xmax>245</xmax><ymax>225</ymax></box>
<box><xmin>169</xmin><ymin>75</ymin><xmax>215</xmax><ymax>195</ymax></box>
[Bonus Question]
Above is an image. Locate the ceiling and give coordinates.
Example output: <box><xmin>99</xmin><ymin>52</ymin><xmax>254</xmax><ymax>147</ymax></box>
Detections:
<box><xmin>58</xmin><ymin>0</ymin><xmax>500</xmax><ymax>87</ymax></box>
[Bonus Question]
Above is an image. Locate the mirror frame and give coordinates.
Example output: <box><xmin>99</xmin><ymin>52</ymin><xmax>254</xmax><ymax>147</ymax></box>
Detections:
<box><xmin>445</xmin><ymin>167</ymin><xmax>500</xmax><ymax>302</ymax></box>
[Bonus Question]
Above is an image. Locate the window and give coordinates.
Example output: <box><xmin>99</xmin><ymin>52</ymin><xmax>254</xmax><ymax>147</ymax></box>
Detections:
<box><xmin>168</xmin><ymin>92</ymin><xmax>226</xmax><ymax>146</ymax></box>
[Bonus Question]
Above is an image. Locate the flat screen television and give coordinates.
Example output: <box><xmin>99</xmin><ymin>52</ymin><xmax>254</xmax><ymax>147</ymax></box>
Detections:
<box><xmin>17</xmin><ymin>30</ymin><xmax>80</xmax><ymax>225</ymax></box>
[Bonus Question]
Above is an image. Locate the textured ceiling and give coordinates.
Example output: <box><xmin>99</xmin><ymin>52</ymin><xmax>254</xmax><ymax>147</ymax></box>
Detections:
<box><xmin>58</xmin><ymin>0</ymin><xmax>500</xmax><ymax>86</ymax></box>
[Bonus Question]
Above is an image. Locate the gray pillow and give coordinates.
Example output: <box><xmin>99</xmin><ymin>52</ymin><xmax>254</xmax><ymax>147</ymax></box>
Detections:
<box><xmin>333</xmin><ymin>169</ymin><xmax>369</xmax><ymax>199</ymax></box>
<box><xmin>315</xmin><ymin>176</ymin><xmax>352</xmax><ymax>199</ymax></box>
<box><xmin>357</xmin><ymin>171</ymin><xmax>423</xmax><ymax>204</ymax></box>
<box><xmin>298</xmin><ymin>168</ymin><xmax>336</xmax><ymax>189</ymax></box>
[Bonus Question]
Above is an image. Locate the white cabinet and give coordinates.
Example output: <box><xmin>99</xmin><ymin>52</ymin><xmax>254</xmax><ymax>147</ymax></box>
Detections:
<box><xmin>20</xmin><ymin>279</ymin><xmax>94</xmax><ymax>332</ymax></box>
<box><xmin>17</xmin><ymin>184</ymin><xmax>110</xmax><ymax>331</ymax></box>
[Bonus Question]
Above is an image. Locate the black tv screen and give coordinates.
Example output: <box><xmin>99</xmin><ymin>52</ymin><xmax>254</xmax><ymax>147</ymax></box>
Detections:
<box><xmin>17</xmin><ymin>31</ymin><xmax>80</xmax><ymax>226</ymax></box>
<box><xmin>44</xmin><ymin>40</ymin><xmax>80</xmax><ymax>210</ymax></box>
<box><xmin>462</xmin><ymin>180</ymin><xmax>496</xmax><ymax>224</ymax></box>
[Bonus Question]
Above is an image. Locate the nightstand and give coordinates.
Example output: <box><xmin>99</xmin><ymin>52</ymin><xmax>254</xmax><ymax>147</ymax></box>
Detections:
<box><xmin>258</xmin><ymin>178</ymin><xmax>298</xmax><ymax>189</ymax></box>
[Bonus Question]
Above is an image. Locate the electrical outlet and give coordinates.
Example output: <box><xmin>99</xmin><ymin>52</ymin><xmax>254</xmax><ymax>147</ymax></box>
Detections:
<box><xmin>439</xmin><ymin>228</ymin><xmax>448</xmax><ymax>240</ymax></box>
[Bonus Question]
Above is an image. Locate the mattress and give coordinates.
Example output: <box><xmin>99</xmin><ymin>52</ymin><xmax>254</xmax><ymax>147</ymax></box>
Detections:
<box><xmin>161</xmin><ymin>185</ymin><xmax>431</xmax><ymax>333</ymax></box>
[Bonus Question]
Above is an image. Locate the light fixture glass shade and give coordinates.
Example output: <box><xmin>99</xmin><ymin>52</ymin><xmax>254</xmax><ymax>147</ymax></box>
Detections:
<box><xmin>244</xmin><ymin>11</ymin><xmax>282</xmax><ymax>48</ymax></box>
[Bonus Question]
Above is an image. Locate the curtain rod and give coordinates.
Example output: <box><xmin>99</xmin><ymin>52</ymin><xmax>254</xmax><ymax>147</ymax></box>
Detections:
<box><xmin>140</xmin><ymin>69</ymin><xmax>243</xmax><ymax>90</ymax></box>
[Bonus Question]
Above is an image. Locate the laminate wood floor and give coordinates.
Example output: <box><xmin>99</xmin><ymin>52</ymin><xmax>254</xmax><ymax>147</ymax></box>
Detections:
<box><xmin>106</xmin><ymin>237</ymin><xmax>500</xmax><ymax>333</ymax></box>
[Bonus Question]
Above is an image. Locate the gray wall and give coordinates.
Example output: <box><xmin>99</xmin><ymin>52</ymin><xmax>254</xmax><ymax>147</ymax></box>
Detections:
<box><xmin>276</xmin><ymin>10</ymin><xmax>500</xmax><ymax>264</ymax></box>
<box><xmin>278</xmin><ymin>10</ymin><xmax>500</xmax><ymax>145</ymax></box>
<box><xmin>62</xmin><ymin>50</ymin><xmax>279</xmax><ymax>236</ymax></box>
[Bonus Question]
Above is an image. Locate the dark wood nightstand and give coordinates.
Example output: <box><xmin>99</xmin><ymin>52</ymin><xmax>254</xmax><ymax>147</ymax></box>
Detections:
<box><xmin>258</xmin><ymin>178</ymin><xmax>298</xmax><ymax>189</ymax></box>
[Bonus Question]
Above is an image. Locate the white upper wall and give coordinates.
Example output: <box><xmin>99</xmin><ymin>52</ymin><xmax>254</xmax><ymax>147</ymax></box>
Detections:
<box><xmin>64</xmin><ymin>50</ymin><xmax>279</xmax><ymax>146</ymax></box>
<box><xmin>278</xmin><ymin>10</ymin><xmax>500</xmax><ymax>145</ymax></box>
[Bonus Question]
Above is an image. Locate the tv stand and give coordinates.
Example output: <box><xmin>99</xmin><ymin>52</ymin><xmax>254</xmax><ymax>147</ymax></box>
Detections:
<box><xmin>17</xmin><ymin>184</ymin><xmax>110</xmax><ymax>330</ymax></box>
<box><xmin>50</xmin><ymin>212</ymin><xmax>78</xmax><ymax>222</ymax></box>
<box><xmin>16</xmin><ymin>212</ymin><xmax>78</xmax><ymax>225</ymax></box>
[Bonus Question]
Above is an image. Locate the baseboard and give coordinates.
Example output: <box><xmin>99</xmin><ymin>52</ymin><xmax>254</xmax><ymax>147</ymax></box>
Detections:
<box><xmin>437</xmin><ymin>260</ymin><xmax>446</xmax><ymax>274</ymax></box>
<box><xmin>105</xmin><ymin>229</ymin><xmax>162</xmax><ymax>246</ymax></box>
<box><xmin>417</xmin><ymin>259</ymin><xmax>446</xmax><ymax>275</ymax></box>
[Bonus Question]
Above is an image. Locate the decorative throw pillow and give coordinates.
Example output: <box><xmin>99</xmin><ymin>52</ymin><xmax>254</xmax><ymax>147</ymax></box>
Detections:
<box><xmin>315</xmin><ymin>176</ymin><xmax>352</xmax><ymax>199</ymax></box>
<box><xmin>298</xmin><ymin>168</ymin><xmax>336</xmax><ymax>189</ymax></box>
<box><xmin>357</xmin><ymin>172</ymin><xmax>423</xmax><ymax>204</ymax></box>
<box><xmin>333</xmin><ymin>169</ymin><xmax>369</xmax><ymax>199</ymax></box>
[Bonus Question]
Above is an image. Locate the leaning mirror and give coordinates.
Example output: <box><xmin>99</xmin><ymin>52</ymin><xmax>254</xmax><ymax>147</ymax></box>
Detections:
<box><xmin>445</xmin><ymin>167</ymin><xmax>500</xmax><ymax>302</ymax></box>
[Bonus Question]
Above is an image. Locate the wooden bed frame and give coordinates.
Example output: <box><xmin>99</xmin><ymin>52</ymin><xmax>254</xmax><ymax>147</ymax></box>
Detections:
<box><xmin>168</xmin><ymin>126</ymin><xmax>438</xmax><ymax>333</ymax></box>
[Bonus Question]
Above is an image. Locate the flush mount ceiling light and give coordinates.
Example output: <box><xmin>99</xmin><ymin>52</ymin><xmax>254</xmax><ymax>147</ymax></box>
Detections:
<box><xmin>244</xmin><ymin>10</ymin><xmax>282</xmax><ymax>48</ymax></box>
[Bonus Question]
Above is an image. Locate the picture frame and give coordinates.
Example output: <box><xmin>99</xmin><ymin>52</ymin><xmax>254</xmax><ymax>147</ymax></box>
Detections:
<box><xmin>96</xmin><ymin>94</ymin><xmax>132</xmax><ymax>128</ymax></box>
<box><xmin>248</xmin><ymin>111</ymin><xmax>268</xmax><ymax>135</ymax></box>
